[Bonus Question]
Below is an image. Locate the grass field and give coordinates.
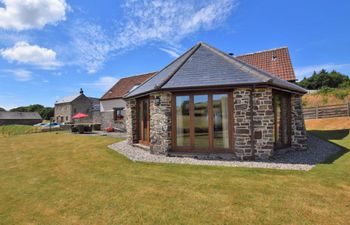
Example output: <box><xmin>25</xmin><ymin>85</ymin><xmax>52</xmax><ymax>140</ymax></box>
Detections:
<box><xmin>305</xmin><ymin>117</ymin><xmax>350</xmax><ymax>131</ymax></box>
<box><xmin>0</xmin><ymin>132</ymin><xmax>349</xmax><ymax>224</ymax></box>
<box><xmin>0</xmin><ymin>125</ymin><xmax>41</xmax><ymax>137</ymax></box>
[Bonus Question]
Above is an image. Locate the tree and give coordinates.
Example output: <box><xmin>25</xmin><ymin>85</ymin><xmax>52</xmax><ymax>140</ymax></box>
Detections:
<box><xmin>10</xmin><ymin>104</ymin><xmax>54</xmax><ymax>120</ymax></box>
<box><xmin>40</xmin><ymin>107</ymin><xmax>54</xmax><ymax>120</ymax></box>
<box><xmin>297</xmin><ymin>69</ymin><xmax>350</xmax><ymax>90</ymax></box>
<box><xmin>0</xmin><ymin>107</ymin><xmax>6</xmax><ymax>112</ymax></box>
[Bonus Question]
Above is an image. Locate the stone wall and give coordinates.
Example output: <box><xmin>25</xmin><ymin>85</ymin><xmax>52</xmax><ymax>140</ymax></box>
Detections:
<box><xmin>252</xmin><ymin>88</ymin><xmax>275</xmax><ymax>159</ymax></box>
<box><xmin>291</xmin><ymin>95</ymin><xmax>307</xmax><ymax>150</ymax></box>
<box><xmin>233</xmin><ymin>88</ymin><xmax>274</xmax><ymax>160</ymax></box>
<box><xmin>125</xmin><ymin>99</ymin><xmax>137</xmax><ymax>144</ymax></box>
<box><xmin>149</xmin><ymin>92</ymin><xmax>172</xmax><ymax>154</ymax></box>
<box><xmin>233</xmin><ymin>88</ymin><xmax>252</xmax><ymax>159</ymax></box>
<box><xmin>54</xmin><ymin>103</ymin><xmax>71</xmax><ymax>123</ymax></box>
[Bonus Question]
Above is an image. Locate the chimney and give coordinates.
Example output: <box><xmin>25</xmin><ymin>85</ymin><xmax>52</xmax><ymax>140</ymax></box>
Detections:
<box><xmin>80</xmin><ymin>88</ymin><xmax>84</xmax><ymax>95</ymax></box>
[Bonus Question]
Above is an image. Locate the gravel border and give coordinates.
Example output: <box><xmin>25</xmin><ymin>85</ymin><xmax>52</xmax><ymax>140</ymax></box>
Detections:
<box><xmin>108</xmin><ymin>134</ymin><xmax>342</xmax><ymax>171</ymax></box>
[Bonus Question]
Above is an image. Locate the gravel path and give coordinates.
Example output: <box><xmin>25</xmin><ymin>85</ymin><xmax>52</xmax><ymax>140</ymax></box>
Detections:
<box><xmin>108</xmin><ymin>134</ymin><xmax>342</xmax><ymax>171</ymax></box>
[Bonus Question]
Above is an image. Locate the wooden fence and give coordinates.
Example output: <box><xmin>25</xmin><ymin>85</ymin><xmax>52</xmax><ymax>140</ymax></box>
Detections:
<box><xmin>303</xmin><ymin>103</ymin><xmax>350</xmax><ymax>119</ymax></box>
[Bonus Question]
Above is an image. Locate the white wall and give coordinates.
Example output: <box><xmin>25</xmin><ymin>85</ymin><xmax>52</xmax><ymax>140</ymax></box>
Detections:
<box><xmin>100</xmin><ymin>99</ymin><xmax>126</xmax><ymax>112</ymax></box>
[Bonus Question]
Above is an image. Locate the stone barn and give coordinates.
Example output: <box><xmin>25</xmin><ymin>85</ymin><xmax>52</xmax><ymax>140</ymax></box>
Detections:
<box><xmin>124</xmin><ymin>42</ymin><xmax>307</xmax><ymax>160</ymax></box>
<box><xmin>54</xmin><ymin>89</ymin><xmax>100</xmax><ymax>124</ymax></box>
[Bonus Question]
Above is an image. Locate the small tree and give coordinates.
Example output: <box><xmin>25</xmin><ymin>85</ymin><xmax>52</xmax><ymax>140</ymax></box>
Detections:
<box><xmin>297</xmin><ymin>69</ymin><xmax>350</xmax><ymax>89</ymax></box>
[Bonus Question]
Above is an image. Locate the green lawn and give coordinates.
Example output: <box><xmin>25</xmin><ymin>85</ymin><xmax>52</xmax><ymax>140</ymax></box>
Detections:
<box><xmin>0</xmin><ymin>132</ymin><xmax>349</xmax><ymax>225</ymax></box>
<box><xmin>0</xmin><ymin>125</ymin><xmax>41</xmax><ymax>137</ymax></box>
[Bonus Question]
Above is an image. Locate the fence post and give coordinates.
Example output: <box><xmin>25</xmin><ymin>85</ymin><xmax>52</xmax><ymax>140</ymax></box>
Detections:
<box><xmin>315</xmin><ymin>106</ymin><xmax>319</xmax><ymax>119</ymax></box>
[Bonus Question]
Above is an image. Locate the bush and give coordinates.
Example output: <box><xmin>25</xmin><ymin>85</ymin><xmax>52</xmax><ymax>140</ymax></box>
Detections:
<box><xmin>333</xmin><ymin>89</ymin><xmax>349</xmax><ymax>100</ymax></box>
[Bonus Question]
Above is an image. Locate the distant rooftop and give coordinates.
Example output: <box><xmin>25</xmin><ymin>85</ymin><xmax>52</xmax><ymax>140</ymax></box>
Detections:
<box><xmin>236</xmin><ymin>47</ymin><xmax>296</xmax><ymax>81</ymax></box>
<box><xmin>55</xmin><ymin>89</ymin><xmax>99</xmax><ymax>104</ymax></box>
<box><xmin>0</xmin><ymin>111</ymin><xmax>42</xmax><ymax>120</ymax></box>
<box><xmin>100</xmin><ymin>72</ymin><xmax>156</xmax><ymax>100</ymax></box>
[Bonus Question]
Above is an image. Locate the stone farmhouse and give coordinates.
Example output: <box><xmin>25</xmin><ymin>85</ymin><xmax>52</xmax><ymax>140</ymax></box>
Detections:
<box><xmin>100</xmin><ymin>72</ymin><xmax>155</xmax><ymax>131</ymax></box>
<box><xmin>0</xmin><ymin>112</ymin><xmax>42</xmax><ymax>126</ymax></box>
<box><xmin>54</xmin><ymin>89</ymin><xmax>100</xmax><ymax>123</ymax></box>
<box><xmin>123</xmin><ymin>42</ymin><xmax>307</xmax><ymax>160</ymax></box>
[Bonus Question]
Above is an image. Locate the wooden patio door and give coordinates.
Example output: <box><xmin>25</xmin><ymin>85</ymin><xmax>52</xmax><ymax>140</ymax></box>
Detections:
<box><xmin>172</xmin><ymin>92</ymin><xmax>233</xmax><ymax>153</ymax></box>
<box><xmin>137</xmin><ymin>97</ymin><xmax>150</xmax><ymax>145</ymax></box>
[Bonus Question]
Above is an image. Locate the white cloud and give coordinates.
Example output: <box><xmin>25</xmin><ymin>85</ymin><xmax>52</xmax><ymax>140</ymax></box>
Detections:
<box><xmin>3</xmin><ymin>69</ymin><xmax>32</xmax><ymax>81</ymax></box>
<box><xmin>118</xmin><ymin>0</ymin><xmax>237</xmax><ymax>47</ymax></box>
<box><xmin>159</xmin><ymin>47</ymin><xmax>181</xmax><ymax>58</ymax></box>
<box><xmin>70</xmin><ymin>22</ymin><xmax>113</xmax><ymax>74</ymax></box>
<box><xmin>295</xmin><ymin>63</ymin><xmax>350</xmax><ymax>80</ymax></box>
<box><xmin>0</xmin><ymin>0</ymin><xmax>69</xmax><ymax>31</ymax></box>
<box><xmin>70</xmin><ymin>0</ymin><xmax>237</xmax><ymax>73</ymax></box>
<box><xmin>81</xmin><ymin>76</ymin><xmax>119</xmax><ymax>91</ymax></box>
<box><xmin>1</xmin><ymin>41</ymin><xmax>61</xmax><ymax>69</ymax></box>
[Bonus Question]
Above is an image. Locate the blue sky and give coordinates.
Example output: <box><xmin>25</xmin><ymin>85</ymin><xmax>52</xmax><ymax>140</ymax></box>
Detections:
<box><xmin>0</xmin><ymin>0</ymin><xmax>349</xmax><ymax>110</ymax></box>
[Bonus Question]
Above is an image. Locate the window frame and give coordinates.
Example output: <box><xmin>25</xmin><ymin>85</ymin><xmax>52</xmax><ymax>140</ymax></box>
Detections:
<box><xmin>113</xmin><ymin>107</ymin><xmax>124</xmax><ymax>121</ymax></box>
<box><xmin>171</xmin><ymin>91</ymin><xmax>234</xmax><ymax>153</ymax></box>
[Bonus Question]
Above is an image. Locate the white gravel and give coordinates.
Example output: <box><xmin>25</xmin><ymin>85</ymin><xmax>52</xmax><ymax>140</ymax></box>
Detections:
<box><xmin>108</xmin><ymin>134</ymin><xmax>342</xmax><ymax>171</ymax></box>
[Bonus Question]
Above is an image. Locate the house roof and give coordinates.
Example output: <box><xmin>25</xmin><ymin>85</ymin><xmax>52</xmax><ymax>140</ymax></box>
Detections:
<box><xmin>236</xmin><ymin>47</ymin><xmax>296</xmax><ymax>81</ymax></box>
<box><xmin>125</xmin><ymin>42</ymin><xmax>306</xmax><ymax>98</ymax></box>
<box><xmin>100</xmin><ymin>72</ymin><xmax>156</xmax><ymax>100</ymax></box>
<box><xmin>55</xmin><ymin>94</ymin><xmax>81</xmax><ymax>104</ymax></box>
<box><xmin>0</xmin><ymin>111</ymin><xmax>42</xmax><ymax>120</ymax></box>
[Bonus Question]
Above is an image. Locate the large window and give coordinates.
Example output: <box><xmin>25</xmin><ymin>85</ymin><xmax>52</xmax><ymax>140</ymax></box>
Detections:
<box><xmin>213</xmin><ymin>94</ymin><xmax>229</xmax><ymax>149</ymax></box>
<box><xmin>273</xmin><ymin>92</ymin><xmax>291</xmax><ymax>149</ymax></box>
<box><xmin>176</xmin><ymin>96</ymin><xmax>190</xmax><ymax>147</ymax></box>
<box><xmin>173</xmin><ymin>92</ymin><xmax>232</xmax><ymax>152</ymax></box>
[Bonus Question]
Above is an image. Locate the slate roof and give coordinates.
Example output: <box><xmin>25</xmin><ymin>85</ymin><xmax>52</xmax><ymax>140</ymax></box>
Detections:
<box><xmin>55</xmin><ymin>94</ymin><xmax>81</xmax><ymax>104</ymax></box>
<box><xmin>125</xmin><ymin>42</ymin><xmax>306</xmax><ymax>98</ymax></box>
<box><xmin>0</xmin><ymin>112</ymin><xmax>42</xmax><ymax>120</ymax></box>
<box><xmin>236</xmin><ymin>47</ymin><xmax>296</xmax><ymax>81</ymax></box>
<box><xmin>100</xmin><ymin>72</ymin><xmax>156</xmax><ymax>100</ymax></box>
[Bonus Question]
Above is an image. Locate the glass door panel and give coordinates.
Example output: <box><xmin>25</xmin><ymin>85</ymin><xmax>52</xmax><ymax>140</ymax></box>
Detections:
<box><xmin>213</xmin><ymin>94</ymin><xmax>229</xmax><ymax>148</ymax></box>
<box><xmin>143</xmin><ymin>100</ymin><xmax>149</xmax><ymax>141</ymax></box>
<box><xmin>138</xmin><ymin>98</ymin><xmax>150</xmax><ymax>145</ymax></box>
<box><xmin>174</xmin><ymin>93</ymin><xmax>232</xmax><ymax>152</ymax></box>
<box><xmin>273</xmin><ymin>93</ymin><xmax>291</xmax><ymax>149</ymax></box>
<box><xmin>194</xmin><ymin>95</ymin><xmax>209</xmax><ymax>148</ymax></box>
<box><xmin>176</xmin><ymin>96</ymin><xmax>190</xmax><ymax>147</ymax></box>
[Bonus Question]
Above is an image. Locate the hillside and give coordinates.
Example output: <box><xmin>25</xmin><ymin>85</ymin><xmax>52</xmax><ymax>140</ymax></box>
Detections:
<box><xmin>302</xmin><ymin>88</ymin><xmax>350</xmax><ymax>107</ymax></box>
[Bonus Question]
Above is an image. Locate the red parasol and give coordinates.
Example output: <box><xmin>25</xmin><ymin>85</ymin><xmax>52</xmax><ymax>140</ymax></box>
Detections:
<box><xmin>72</xmin><ymin>113</ymin><xmax>89</xmax><ymax>119</ymax></box>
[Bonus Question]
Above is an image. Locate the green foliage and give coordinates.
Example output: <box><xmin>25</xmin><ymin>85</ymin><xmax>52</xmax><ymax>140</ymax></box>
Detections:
<box><xmin>317</xmin><ymin>87</ymin><xmax>350</xmax><ymax>100</ymax></box>
<box><xmin>0</xmin><ymin>107</ymin><xmax>6</xmax><ymax>112</ymax></box>
<box><xmin>10</xmin><ymin>104</ymin><xmax>54</xmax><ymax>120</ymax></box>
<box><xmin>333</xmin><ymin>89</ymin><xmax>349</xmax><ymax>100</ymax></box>
<box><xmin>298</xmin><ymin>69</ymin><xmax>350</xmax><ymax>90</ymax></box>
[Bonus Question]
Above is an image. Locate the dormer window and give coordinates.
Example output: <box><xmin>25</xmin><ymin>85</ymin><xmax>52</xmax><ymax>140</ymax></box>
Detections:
<box><xmin>129</xmin><ymin>84</ymin><xmax>140</xmax><ymax>93</ymax></box>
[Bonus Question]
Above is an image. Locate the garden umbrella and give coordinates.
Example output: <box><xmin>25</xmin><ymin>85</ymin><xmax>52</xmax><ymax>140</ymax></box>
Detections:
<box><xmin>72</xmin><ymin>113</ymin><xmax>88</xmax><ymax>119</ymax></box>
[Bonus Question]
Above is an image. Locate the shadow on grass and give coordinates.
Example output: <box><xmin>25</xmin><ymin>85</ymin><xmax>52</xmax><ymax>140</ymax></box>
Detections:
<box><xmin>309</xmin><ymin>129</ymin><xmax>349</xmax><ymax>164</ymax></box>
